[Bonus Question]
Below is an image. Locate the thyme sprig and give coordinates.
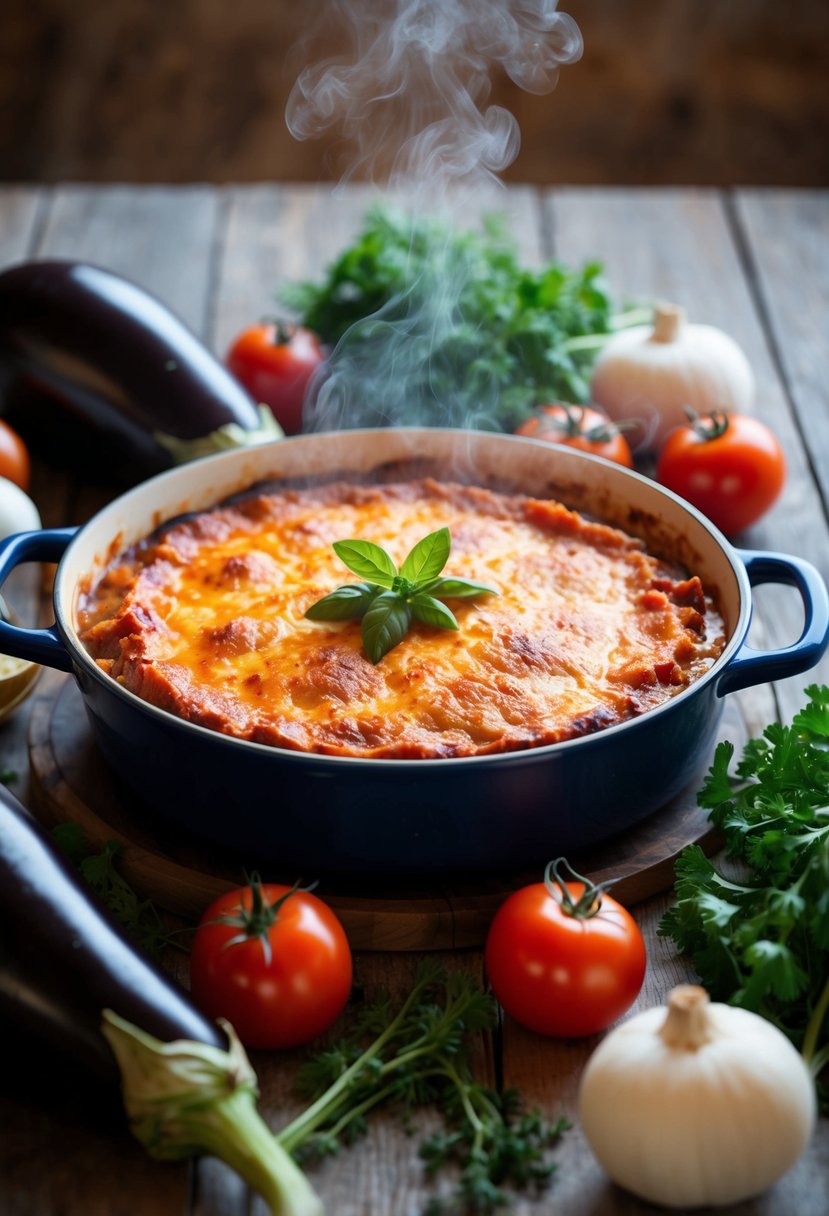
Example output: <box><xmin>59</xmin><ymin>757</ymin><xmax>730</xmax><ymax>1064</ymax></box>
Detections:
<box><xmin>304</xmin><ymin>527</ymin><xmax>497</xmax><ymax>663</ymax></box>
<box><xmin>276</xmin><ymin>962</ymin><xmax>568</xmax><ymax>1213</ymax></box>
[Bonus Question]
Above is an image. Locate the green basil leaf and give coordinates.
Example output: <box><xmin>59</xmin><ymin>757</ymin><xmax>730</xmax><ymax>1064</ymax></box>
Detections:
<box><xmin>304</xmin><ymin>582</ymin><xmax>378</xmax><ymax>621</ymax></box>
<box><xmin>361</xmin><ymin>592</ymin><xmax>412</xmax><ymax>663</ymax></box>
<box><xmin>400</xmin><ymin>527</ymin><xmax>451</xmax><ymax>586</ymax></box>
<box><xmin>410</xmin><ymin>594</ymin><xmax>459</xmax><ymax>631</ymax></box>
<box><xmin>429</xmin><ymin>577</ymin><xmax>499</xmax><ymax>600</ymax></box>
<box><xmin>333</xmin><ymin>539</ymin><xmax>398</xmax><ymax>588</ymax></box>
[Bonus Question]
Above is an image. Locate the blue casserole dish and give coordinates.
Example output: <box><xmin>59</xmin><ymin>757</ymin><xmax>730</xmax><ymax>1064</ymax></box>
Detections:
<box><xmin>0</xmin><ymin>428</ymin><xmax>826</xmax><ymax>875</ymax></box>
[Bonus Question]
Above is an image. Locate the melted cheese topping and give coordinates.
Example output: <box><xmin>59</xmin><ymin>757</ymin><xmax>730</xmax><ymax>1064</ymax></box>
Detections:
<box><xmin>78</xmin><ymin>479</ymin><xmax>725</xmax><ymax>758</ymax></box>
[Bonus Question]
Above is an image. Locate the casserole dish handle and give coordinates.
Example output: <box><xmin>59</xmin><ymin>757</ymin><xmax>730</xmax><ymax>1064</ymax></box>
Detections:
<box><xmin>717</xmin><ymin>550</ymin><xmax>829</xmax><ymax>696</ymax></box>
<box><xmin>0</xmin><ymin>528</ymin><xmax>78</xmax><ymax>672</ymax></box>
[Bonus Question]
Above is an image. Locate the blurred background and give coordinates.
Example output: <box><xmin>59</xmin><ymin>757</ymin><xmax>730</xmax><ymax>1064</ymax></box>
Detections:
<box><xmin>2</xmin><ymin>0</ymin><xmax>827</xmax><ymax>186</ymax></box>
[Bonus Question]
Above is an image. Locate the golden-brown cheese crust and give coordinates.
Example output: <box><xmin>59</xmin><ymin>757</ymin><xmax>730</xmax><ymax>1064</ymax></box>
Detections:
<box><xmin>78</xmin><ymin>479</ymin><xmax>726</xmax><ymax>758</ymax></box>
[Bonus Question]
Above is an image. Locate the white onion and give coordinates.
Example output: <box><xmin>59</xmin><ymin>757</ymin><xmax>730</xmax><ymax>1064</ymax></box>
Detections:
<box><xmin>590</xmin><ymin>303</ymin><xmax>755</xmax><ymax>451</ymax></box>
<box><xmin>578</xmin><ymin>985</ymin><xmax>816</xmax><ymax>1208</ymax></box>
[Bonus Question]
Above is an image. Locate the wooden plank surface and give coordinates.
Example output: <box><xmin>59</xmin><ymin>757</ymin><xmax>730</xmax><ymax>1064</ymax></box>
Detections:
<box><xmin>34</xmin><ymin>183</ymin><xmax>220</xmax><ymax>333</ymax></box>
<box><xmin>0</xmin><ymin>183</ymin><xmax>827</xmax><ymax>1216</ymax></box>
<box><xmin>734</xmin><ymin>190</ymin><xmax>829</xmax><ymax>503</ymax></box>
<box><xmin>550</xmin><ymin>186</ymin><xmax>829</xmax><ymax>728</ymax></box>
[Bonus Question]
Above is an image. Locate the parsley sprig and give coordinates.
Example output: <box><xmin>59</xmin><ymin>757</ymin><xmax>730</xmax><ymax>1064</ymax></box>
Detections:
<box><xmin>52</xmin><ymin>823</ymin><xmax>185</xmax><ymax>960</ymax></box>
<box><xmin>660</xmin><ymin>684</ymin><xmax>829</xmax><ymax>1105</ymax></box>
<box><xmin>281</xmin><ymin>204</ymin><xmax>648</xmax><ymax>432</ymax></box>
<box><xmin>304</xmin><ymin>527</ymin><xmax>497</xmax><ymax>663</ymax></box>
<box><xmin>276</xmin><ymin>962</ymin><xmax>568</xmax><ymax>1213</ymax></box>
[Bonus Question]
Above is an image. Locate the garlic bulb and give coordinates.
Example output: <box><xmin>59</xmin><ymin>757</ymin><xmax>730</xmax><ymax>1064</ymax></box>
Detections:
<box><xmin>578</xmin><ymin>985</ymin><xmax>816</xmax><ymax>1208</ymax></box>
<box><xmin>0</xmin><ymin>475</ymin><xmax>40</xmax><ymax>539</ymax></box>
<box><xmin>590</xmin><ymin>304</ymin><xmax>754</xmax><ymax>450</ymax></box>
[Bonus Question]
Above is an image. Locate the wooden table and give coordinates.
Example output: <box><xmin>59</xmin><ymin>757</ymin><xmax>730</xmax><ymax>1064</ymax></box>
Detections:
<box><xmin>1</xmin><ymin>183</ymin><xmax>827</xmax><ymax>1214</ymax></box>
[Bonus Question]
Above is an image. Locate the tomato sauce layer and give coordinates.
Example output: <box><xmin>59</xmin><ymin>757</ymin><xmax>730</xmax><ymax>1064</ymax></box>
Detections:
<box><xmin>78</xmin><ymin>479</ymin><xmax>726</xmax><ymax>758</ymax></box>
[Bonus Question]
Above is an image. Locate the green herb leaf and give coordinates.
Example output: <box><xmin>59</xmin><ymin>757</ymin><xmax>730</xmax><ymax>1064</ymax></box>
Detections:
<box><xmin>304</xmin><ymin>582</ymin><xmax>379</xmax><ymax>621</ymax></box>
<box><xmin>332</xmin><ymin>539</ymin><xmax>398</xmax><ymax>587</ymax></box>
<box><xmin>305</xmin><ymin>526</ymin><xmax>499</xmax><ymax>662</ymax></box>
<box><xmin>361</xmin><ymin>593</ymin><xmax>412</xmax><ymax>664</ymax></box>
<box><xmin>276</xmin><ymin>963</ymin><xmax>568</xmax><ymax>1213</ymax></box>
<box><xmin>400</xmin><ymin>526</ymin><xmax>450</xmax><ymax>584</ymax></box>
<box><xmin>410</xmin><ymin>594</ymin><xmax>459</xmax><ymax>631</ymax></box>
<box><xmin>659</xmin><ymin>684</ymin><xmax>829</xmax><ymax>1105</ymax></box>
<box><xmin>280</xmin><ymin>203</ymin><xmax>641</xmax><ymax>432</ymax></box>
<box><xmin>52</xmin><ymin>825</ymin><xmax>182</xmax><ymax>960</ymax></box>
<box><xmin>429</xmin><ymin>576</ymin><xmax>499</xmax><ymax>600</ymax></box>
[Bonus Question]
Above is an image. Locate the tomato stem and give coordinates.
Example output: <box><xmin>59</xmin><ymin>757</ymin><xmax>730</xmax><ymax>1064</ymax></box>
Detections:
<box><xmin>261</xmin><ymin>317</ymin><xmax>297</xmax><ymax>348</ymax></box>
<box><xmin>543</xmin><ymin>857</ymin><xmax>612</xmax><ymax>920</ymax></box>
<box><xmin>531</xmin><ymin>403</ymin><xmax>633</xmax><ymax>445</ymax></box>
<box><xmin>210</xmin><ymin>874</ymin><xmax>319</xmax><ymax>965</ymax></box>
<box><xmin>685</xmin><ymin>406</ymin><xmax>730</xmax><ymax>442</ymax></box>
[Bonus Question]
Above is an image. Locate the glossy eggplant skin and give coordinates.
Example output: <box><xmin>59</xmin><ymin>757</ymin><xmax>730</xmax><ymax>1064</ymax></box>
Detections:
<box><xmin>0</xmin><ymin>260</ymin><xmax>264</xmax><ymax>482</ymax></box>
<box><xmin>0</xmin><ymin>782</ymin><xmax>225</xmax><ymax>1077</ymax></box>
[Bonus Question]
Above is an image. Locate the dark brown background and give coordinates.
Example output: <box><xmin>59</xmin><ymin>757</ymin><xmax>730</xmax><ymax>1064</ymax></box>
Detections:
<box><xmin>2</xmin><ymin>0</ymin><xmax>828</xmax><ymax>187</ymax></box>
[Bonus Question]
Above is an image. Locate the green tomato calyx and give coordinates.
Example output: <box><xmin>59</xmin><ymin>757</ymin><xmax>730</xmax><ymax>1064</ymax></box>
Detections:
<box><xmin>210</xmin><ymin>874</ymin><xmax>318</xmax><ymax>965</ymax></box>
<box><xmin>543</xmin><ymin>857</ymin><xmax>616</xmax><ymax>920</ymax></box>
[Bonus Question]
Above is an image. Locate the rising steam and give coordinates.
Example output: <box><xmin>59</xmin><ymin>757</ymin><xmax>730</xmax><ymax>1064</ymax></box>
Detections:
<box><xmin>287</xmin><ymin>0</ymin><xmax>582</xmax><ymax>190</ymax></box>
<box><xmin>284</xmin><ymin>0</ymin><xmax>583</xmax><ymax>431</ymax></box>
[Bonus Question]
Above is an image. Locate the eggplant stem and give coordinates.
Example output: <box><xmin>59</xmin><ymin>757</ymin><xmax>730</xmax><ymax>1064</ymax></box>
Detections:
<box><xmin>101</xmin><ymin>1011</ymin><xmax>322</xmax><ymax>1216</ymax></box>
<box><xmin>154</xmin><ymin>405</ymin><xmax>283</xmax><ymax>465</ymax></box>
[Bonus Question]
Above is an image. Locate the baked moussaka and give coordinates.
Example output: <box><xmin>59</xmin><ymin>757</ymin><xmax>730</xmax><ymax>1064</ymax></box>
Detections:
<box><xmin>78</xmin><ymin>478</ymin><xmax>726</xmax><ymax>758</ymax></box>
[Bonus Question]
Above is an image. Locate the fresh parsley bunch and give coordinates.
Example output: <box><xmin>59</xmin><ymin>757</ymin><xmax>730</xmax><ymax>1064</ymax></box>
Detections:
<box><xmin>305</xmin><ymin>526</ymin><xmax>497</xmax><ymax>663</ymax></box>
<box><xmin>281</xmin><ymin>205</ymin><xmax>641</xmax><ymax>433</ymax></box>
<box><xmin>660</xmin><ymin>684</ymin><xmax>829</xmax><ymax>1103</ymax></box>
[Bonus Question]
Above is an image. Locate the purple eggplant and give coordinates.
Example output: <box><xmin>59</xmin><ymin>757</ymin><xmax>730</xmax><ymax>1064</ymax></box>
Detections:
<box><xmin>0</xmin><ymin>783</ymin><xmax>322</xmax><ymax>1215</ymax></box>
<box><xmin>0</xmin><ymin>260</ymin><xmax>280</xmax><ymax>484</ymax></box>
<box><xmin>0</xmin><ymin>781</ymin><xmax>225</xmax><ymax>1071</ymax></box>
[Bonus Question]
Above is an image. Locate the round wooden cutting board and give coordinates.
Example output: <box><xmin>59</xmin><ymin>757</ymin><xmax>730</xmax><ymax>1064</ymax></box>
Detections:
<box><xmin>27</xmin><ymin>671</ymin><xmax>744</xmax><ymax>951</ymax></box>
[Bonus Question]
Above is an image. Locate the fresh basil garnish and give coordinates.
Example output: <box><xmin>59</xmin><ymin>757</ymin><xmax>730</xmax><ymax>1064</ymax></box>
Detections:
<box><xmin>400</xmin><ymin>527</ymin><xmax>451</xmax><ymax>584</ymax></box>
<box><xmin>331</xmin><ymin>539</ymin><xmax>397</xmax><ymax>587</ymax></box>
<box><xmin>428</xmin><ymin>576</ymin><xmax>497</xmax><ymax>599</ymax></box>
<box><xmin>304</xmin><ymin>582</ymin><xmax>380</xmax><ymax>621</ymax></box>
<box><xmin>305</xmin><ymin>526</ymin><xmax>497</xmax><ymax>663</ymax></box>
<box><xmin>410</xmin><ymin>594</ymin><xmax>459</xmax><ymax>630</ymax></box>
<box><xmin>361</xmin><ymin>593</ymin><xmax>413</xmax><ymax>665</ymax></box>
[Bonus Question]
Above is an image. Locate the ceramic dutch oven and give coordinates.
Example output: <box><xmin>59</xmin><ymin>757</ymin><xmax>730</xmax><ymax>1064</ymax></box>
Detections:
<box><xmin>0</xmin><ymin>428</ymin><xmax>826</xmax><ymax>876</ymax></box>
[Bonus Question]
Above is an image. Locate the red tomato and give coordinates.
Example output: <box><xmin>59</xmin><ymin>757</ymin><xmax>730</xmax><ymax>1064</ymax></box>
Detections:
<box><xmin>225</xmin><ymin>322</ymin><xmax>325</xmax><ymax>435</ymax></box>
<box><xmin>190</xmin><ymin>879</ymin><xmax>352</xmax><ymax>1050</ymax></box>
<box><xmin>0</xmin><ymin>420</ymin><xmax>30</xmax><ymax>490</ymax></box>
<box><xmin>485</xmin><ymin>861</ymin><xmax>646</xmax><ymax>1038</ymax></box>
<box><xmin>515</xmin><ymin>403</ymin><xmax>634</xmax><ymax>468</ymax></box>
<box><xmin>656</xmin><ymin>410</ymin><xmax>786</xmax><ymax>535</ymax></box>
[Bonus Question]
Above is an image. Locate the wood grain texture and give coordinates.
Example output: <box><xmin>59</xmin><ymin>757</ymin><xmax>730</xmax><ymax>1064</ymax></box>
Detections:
<box><xmin>35</xmin><ymin>183</ymin><xmax>220</xmax><ymax>335</ymax></box>
<box><xmin>548</xmin><ymin>187</ymin><xmax>829</xmax><ymax>728</ymax></box>
<box><xmin>0</xmin><ymin>185</ymin><xmax>47</xmax><ymax>266</ymax></box>
<box><xmin>3</xmin><ymin>1</ymin><xmax>827</xmax><ymax>188</ymax></box>
<box><xmin>0</xmin><ymin>183</ymin><xmax>827</xmax><ymax>1215</ymax></box>
<box><xmin>211</xmin><ymin>182</ymin><xmax>545</xmax><ymax>354</ymax></box>
<box><xmin>500</xmin><ymin>896</ymin><xmax>829</xmax><ymax>1216</ymax></box>
<box><xmin>735</xmin><ymin>190</ymin><xmax>829</xmax><ymax>503</ymax></box>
